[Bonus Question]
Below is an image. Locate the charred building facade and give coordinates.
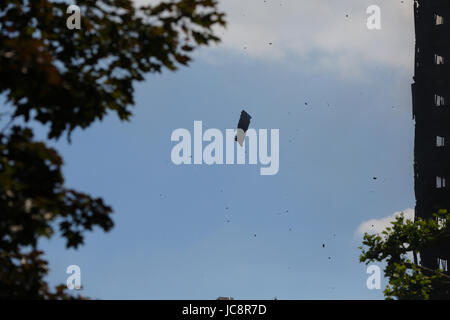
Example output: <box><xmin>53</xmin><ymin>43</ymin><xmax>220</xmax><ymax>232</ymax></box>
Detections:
<box><xmin>412</xmin><ymin>0</ymin><xmax>450</xmax><ymax>273</ymax></box>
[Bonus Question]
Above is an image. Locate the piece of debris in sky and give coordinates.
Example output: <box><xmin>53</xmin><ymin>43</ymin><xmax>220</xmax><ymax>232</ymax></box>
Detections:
<box><xmin>235</xmin><ymin>110</ymin><xmax>252</xmax><ymax>147</ymax></box>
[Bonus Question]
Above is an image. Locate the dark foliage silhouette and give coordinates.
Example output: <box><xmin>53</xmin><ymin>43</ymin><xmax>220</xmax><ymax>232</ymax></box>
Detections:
<box><xmin>0</xmin><ymin>0</ymin><xmax>225</xmax><ymax>299</ymax></box>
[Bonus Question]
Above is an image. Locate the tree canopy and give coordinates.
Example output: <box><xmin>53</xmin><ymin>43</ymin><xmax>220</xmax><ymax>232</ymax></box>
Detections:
<box><xmin>0</xmin><ymin>0</ymin><xmax>225</xmax><ymax>299</ymax></box>
<box><xmin>359</xmin><ymin>210</ymin><xmax>450</xmax><ymax>299</ymax></box>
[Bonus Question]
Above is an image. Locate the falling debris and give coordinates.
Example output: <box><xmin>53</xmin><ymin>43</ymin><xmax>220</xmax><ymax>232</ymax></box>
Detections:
<box><xmin>235</xmin><ymin>110</ymin><xmax>252</xmax><ymax>147</ymax></box>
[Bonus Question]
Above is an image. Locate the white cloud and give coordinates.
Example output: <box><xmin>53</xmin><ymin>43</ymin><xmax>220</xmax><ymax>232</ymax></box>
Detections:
<box><xmin>213</xmin><ymin>0</ymin><xmax>415</xmax><ymax>77</ymax></box>
<box><xmin>357</xmin><ymin>208</ymin><xmax>415</xmax><ymax>236</ymax></box>
<box><xmin>133</xmin><ymin>0</ymin><xmax>415</xmax><ymax>77</ymax></box>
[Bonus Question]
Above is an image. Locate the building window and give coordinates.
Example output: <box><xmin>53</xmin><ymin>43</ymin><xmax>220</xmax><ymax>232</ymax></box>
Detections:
<box><xmin>434</xmin><ymin>94</ymin><xmax>445</xmax><ymax>107</ymax></box>
<box><xmin>438</xmin><ymin>259</ymin><xmax>448</xmax><ymax>272</ymax></box>
<box><xmin>437</xmin><ymin>136</ymin><xmax>446</xmax><ymax>147</ymax></box>
<box><xmin>435</xmin><ymin>54</ymin><xmax>445</xmax><ymax>65</ymax></box>
<box><xmin>436</xmin><ymin>176</ymin><xmax>446</xmax><ymax>189</ymax></box>
<box><xmin>435</xmin><ymin>14</ymin><xmax>444</xmax><ymax>25</ymax></box>
<box><xmin>437</xmin><ymin>216</ymin><xmax>447</xmax><ymax>230</ymax></box>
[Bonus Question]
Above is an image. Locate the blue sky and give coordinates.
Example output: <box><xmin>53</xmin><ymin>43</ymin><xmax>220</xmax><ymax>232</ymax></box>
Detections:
<box><xmin>34</xmin><ymin>0</ymin><xmax>417</xmax><ymax>299</ymax></box>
